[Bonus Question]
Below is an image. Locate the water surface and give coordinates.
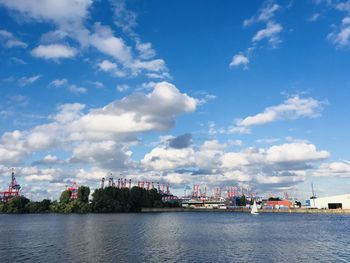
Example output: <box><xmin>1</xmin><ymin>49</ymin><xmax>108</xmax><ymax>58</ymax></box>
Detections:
<box><xmin>0</xmin><ymin>212</ymin><xmax>349</xmax><ymax>262</ymax></box>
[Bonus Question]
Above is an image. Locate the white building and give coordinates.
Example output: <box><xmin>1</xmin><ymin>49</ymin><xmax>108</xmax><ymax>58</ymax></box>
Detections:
<box><xmin>307</xmin><ymin>194</ymin><xmax>350</xmax><ymax>209</ymax></box>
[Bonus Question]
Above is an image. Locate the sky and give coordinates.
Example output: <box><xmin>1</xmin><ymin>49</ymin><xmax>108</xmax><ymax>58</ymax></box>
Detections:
<box><xmin>0</xmin><ymin>0</ymin><xmax>350</xmax><ymax>201</ymax></box>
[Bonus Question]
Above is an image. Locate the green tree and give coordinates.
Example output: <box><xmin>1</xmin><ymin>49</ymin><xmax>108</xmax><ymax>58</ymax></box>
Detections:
<box><xmin>240</xmin><ymin>195</ymin><xmax>247</xmax><ymax>206</ymax></box>
<box><xmin>6</xmin><ymin>196</ymin><xmax>30</xmax><ymax>213</ymax></box>
<box><xmin>78</xmin><ymin>186</ymin><xmax>90</xmax><ymax>203</ymax></box>
<box><xmin>60</xmin><ymin>190</ymin><xmax>72</xmax><ymax>204</ymax></box>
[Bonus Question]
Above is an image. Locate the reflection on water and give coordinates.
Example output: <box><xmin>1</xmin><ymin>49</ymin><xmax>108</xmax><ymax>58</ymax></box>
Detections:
<box><xmin>0</xmin><ymin>212</ymin><xmax>350</xmax><ymax>262</ymax></box>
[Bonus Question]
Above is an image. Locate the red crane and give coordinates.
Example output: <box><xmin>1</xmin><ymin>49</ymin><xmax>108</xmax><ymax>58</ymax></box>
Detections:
<box><xmin>67</xmin><ymin>182</ymin><xmax>78</xmax><ymax>200</ymax></box>
<box><xmin>166</xmin><ymin>183</ymin><xmax>170</xmax><ymax>195</ymax></box>
<box><xmin>0</xmin><ymin>168</ymin><xmax>21</xmax><ymax>203</ymax></box>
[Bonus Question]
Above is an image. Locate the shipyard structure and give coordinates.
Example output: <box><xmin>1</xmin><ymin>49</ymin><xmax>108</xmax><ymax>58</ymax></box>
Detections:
<box><xmin>306</xmin><ymin>194</ymin><xmax>350</xmax><ymax>209</ymax></box>
<box><xmin>0</xmin><ymin>168</ymin><xmax>21</xmax><ymax>203</ymax></box>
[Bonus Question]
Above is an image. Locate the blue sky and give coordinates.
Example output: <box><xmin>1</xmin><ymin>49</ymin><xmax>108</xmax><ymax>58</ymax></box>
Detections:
<box><xmin>0</xmin><ymin>0</ymin><xmax>350</xmax><ymax>200</ymax></box>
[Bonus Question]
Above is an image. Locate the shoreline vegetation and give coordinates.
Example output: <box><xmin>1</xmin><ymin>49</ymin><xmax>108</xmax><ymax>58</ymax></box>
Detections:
<box><xmin>0</xmin><ymin>185</ymin><xmax>180</xmax><ymax>214</ymax></box>
<box><xmin>1</xmin><ymin>184</ymin><xmax>349</xmax><ymax>214</ymax></box>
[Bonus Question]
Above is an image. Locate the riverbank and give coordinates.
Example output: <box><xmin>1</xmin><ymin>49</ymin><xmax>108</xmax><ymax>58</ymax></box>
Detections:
<box><xmin>141</xmin><ymin>207</ymin><xmax>350</xmax><ymax>214</ymax></box>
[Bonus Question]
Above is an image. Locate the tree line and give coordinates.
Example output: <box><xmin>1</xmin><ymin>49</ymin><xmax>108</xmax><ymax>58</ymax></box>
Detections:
<box><xmin>0</xmin><ymin>186</ymin><xmax>179</xmax><ymax>214</ymax></box>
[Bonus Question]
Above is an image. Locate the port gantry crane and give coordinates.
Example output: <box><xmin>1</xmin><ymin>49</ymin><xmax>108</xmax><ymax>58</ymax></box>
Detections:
<box><xmin>0</xmin><ymin>168</ymin><xmax>21</xmax><ymax>203</ymax></box>
<box><xmin>68</xmin><ymin>182</ymin><xmax>79</xmax><ymax>199</ymax></box>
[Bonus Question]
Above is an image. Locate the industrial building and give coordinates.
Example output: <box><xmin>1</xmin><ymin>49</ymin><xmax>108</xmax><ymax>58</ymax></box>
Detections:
<box><xmin>266</xmin><ymin>200</ymin><xmax>293</xmax><ymax>209</ymax></box>
<box><xmin>306</xmin><ymin>194</ymin><xmax>350</xmax><ymax>209</ymax></box>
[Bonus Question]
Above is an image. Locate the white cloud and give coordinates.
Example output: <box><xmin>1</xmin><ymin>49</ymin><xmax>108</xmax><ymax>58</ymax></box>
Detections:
<box><xmin>68</xmin><ymin>85</ymin><xmax>87</xmax><ymax>95</ymax></box>
<box><xmin>142</xmin><ymin>147</ymin><xmax>195</xmax><ymax>171</ymax></box>
<box><xmin>235</xmin><ymin>95</ymin><xmax>325</xmax><ymax>128</ymax></box>
<box><xmin>48</xmin><ymin>79</ymin><xmax>87</xmax><ymax>95</ymax></box>
<box><xmin>140</xmin><ymin>138</ymin><xmax>330</xmax><ymax>192</ymax></box>
<box><xmin>11</xmin><ymin>57</ymin><xmax>26</xmax><ymax>64</ymax></box>
<box><xmin>49</xmin><ymin>78</ymin><xmax>68</xmax><ymax>88</ymax></box>
<box><xmin>0</xmin><ymin>29</ymin><xmax>27</xmax><ymax>48</ymax></box>
<box><xmin>336</xmin><ymin>1</ymin><xmax>350</xmax><ymax>13</ymax></box>
<box><xmin>75</xmin><ymin>82</ymin><xmax>196</xmax><ymax>134</ymax></box>
<box><xmin>309</xmin><ymin>13</ymin><xmax>321</xmax><ymax>22</ymax></box>
<box><xmin>0</xmin><ymin>130</ymin><xmax>28</xmax><ymax>165</ymax></box>
<box><xmin>18</xmin><ymin>75</ymin><xmax>41</xmax><ymax>87</ymax></box>
<box><xmin>52</xmin><ymin>103</ymin><xmax>85</xmax><ymax>123</ymax></box>
<box><xmin>1</xmin><ymin>0</ymin><xmax>169</xmax><ymax>79</ymax></box>
<box><xmin>0</xmin><ymin>0</ymin><xmax>92</xmax><ymax>26</ymax></box>
<box><xmin>31</xmin><ymin>44</ymin><xmax>77</xmax><ymax>59</ymax></box>
<box><xmin>243</xmin><ymin>3</ymin><xmax>280</xmax><ymax>27</ymax></box>
<box><xmin>229</xmin><ymin>53</ymin><xmax>249</xmax><ymax>68</ymax></box>
<box><xmin>70</xmin><ymin>141</ymin><xmax>133</xmax><ymax>170</ymax></box>
<box><xmin>252</xmin><ymin>22</ymin><xmax>283</xmax><ymax>47</ymax></box>
<box><xmin>76</xmin><ymin>167</ymin><xmax>109</xmax><ymax>180</ymax></box>
<box><xmin>90</xmin><ymin>22</ymin><xmax>132</xmax><ymax>63</ymax></box>
<box><xmin>265</xmin><ymin>142</ymin><xmax>330</xmax><ymax>163</ymax></box>
<box><xmin>116</xmin><ymin>84</ymin><xmax>129</xmax><ymax>92</ymax></box>
<box><xmin>233</xmin><ymin>2</ymin><xmax>282</xmax><ymax>69</ymax></box>
<box><xmin>42</xmin><ymin>155</ymin><xmax>59</xmax><ymax>164</ymax></box>
<box><xmin>328</xmin><ymin>16</ymin><xmax>350</xmax><ymax>48</ymax></box>
<box><xmin>24</xmin><ymin>174</ymin><xmax>54</xmax><ymax>182</ymax></box>
<box><xmin>97</xmin><ymin>60</ymin><xmax>126</xmax><ymax>77</ymax></box>
<box><xmin>0</xmin><ymin>82</ymin><xmax>197</xmax><ymax>168</ymax></box>
<box><xmin>258</xmin><ymin>3</ymin><xmax>280</xmax><ymax>21</ymax></box>
<box><xmin>313</xmin><ymin>161</ymin><xmax>350</xmax><ymax>177</ymax></box>
<box><xmin>136</xmin><ymin>41</ymin><xmax>156</xmax><ymax>59</ymax></box>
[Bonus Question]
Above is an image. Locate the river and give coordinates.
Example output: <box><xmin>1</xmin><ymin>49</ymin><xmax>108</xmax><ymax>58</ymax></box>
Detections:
<box><xmin>0</xmin><ymin>212</ymin><xmax>349</xmax><ymax>262</ymax></box>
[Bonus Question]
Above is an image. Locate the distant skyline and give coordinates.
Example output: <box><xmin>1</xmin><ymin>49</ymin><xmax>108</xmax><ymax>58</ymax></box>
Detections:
<box><xmin>0</xmin><ymin>0</ymin><xmax>350</xmax><ymax>200</ymax></box>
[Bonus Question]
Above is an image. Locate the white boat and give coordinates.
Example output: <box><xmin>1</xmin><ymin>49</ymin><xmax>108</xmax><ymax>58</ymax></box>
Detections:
<box><xmin>251</xmin><ymin>200</ymin><xmax>259</xmax><ymax>215</ymax></box>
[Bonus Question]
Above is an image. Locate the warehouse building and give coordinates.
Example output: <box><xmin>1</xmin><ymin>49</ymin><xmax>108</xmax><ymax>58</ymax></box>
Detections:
<box><xmin>306</xmin><ymin>194</ymin><xmax>350</xmax><ymax>209</ymax></box>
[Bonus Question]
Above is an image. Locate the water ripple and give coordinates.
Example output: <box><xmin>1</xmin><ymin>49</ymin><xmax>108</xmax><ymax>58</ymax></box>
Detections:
<box><xmin>0</xmin><ymin>213</ymin><xmax>350</xmax><ymax>262</ymax></box>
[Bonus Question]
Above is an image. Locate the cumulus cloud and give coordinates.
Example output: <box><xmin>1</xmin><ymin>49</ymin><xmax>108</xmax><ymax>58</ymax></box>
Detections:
<box><xmin>0</xmin><ymin>82</ymin><xmax>196</xmax><ymax>168</ymax></box>
<box><xmin>142</xmin><ymin>147</ymin><xmax>195</xmax><ymax>171</ymax></box>
<box><xmin>90</xmin><ymin>22</ymin><xmax>132</xmax><ymax>63</ymax></box>
<box><xmin>70</xmin><ymin>141</ymin><xmax>133</xmax><ymax>170</ymax></box>
<box><xmin>0</xmin><ymin>0</ymin><xmax>92</xmax><ymax>26</ymax></box>
<box><xmin>98</xmin><ymin>60</ymin><xmax>126</xmax><ymax>77</ymax></box>
<box><xmin>229</xmin><ymin>53</ymin><xmax>249</xmax><ymax>69</ymax></box>
<box><xmin>168</xmin><ymin>133</ymin><xmax>193</xmax><ymax>149</ymax></box>
<box><xmin>140</xmin><ymin>139</ymin><xmax>330</xmax><ymax>192</ymax></box>
<box><xmin>232</xmin><ymin>95</ymin><xmax>325</xmax><ymax>132</ymax></box>
<box><xmin>265</xmin><ymin>143</ymin><xmax>329</xmax><ymax>163</ymax></box>
<box><xmin>313</xmin><ymin>161</ymin><xmax>350</xmax><ymax>177</ymax></box>
<box><xmin>0</xmin><ymin>130</ymin><xmax>28</xmax><ymax>165</ymax></box>
<box><xmin>31</xmin><ymin>44</ymin><xmax>77</xmax><ymax>59</ymax></box>
<box><xmin>75</xmin><ymin>82</ymin><xmax>196</xmax><ymax>134</ymax></box>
